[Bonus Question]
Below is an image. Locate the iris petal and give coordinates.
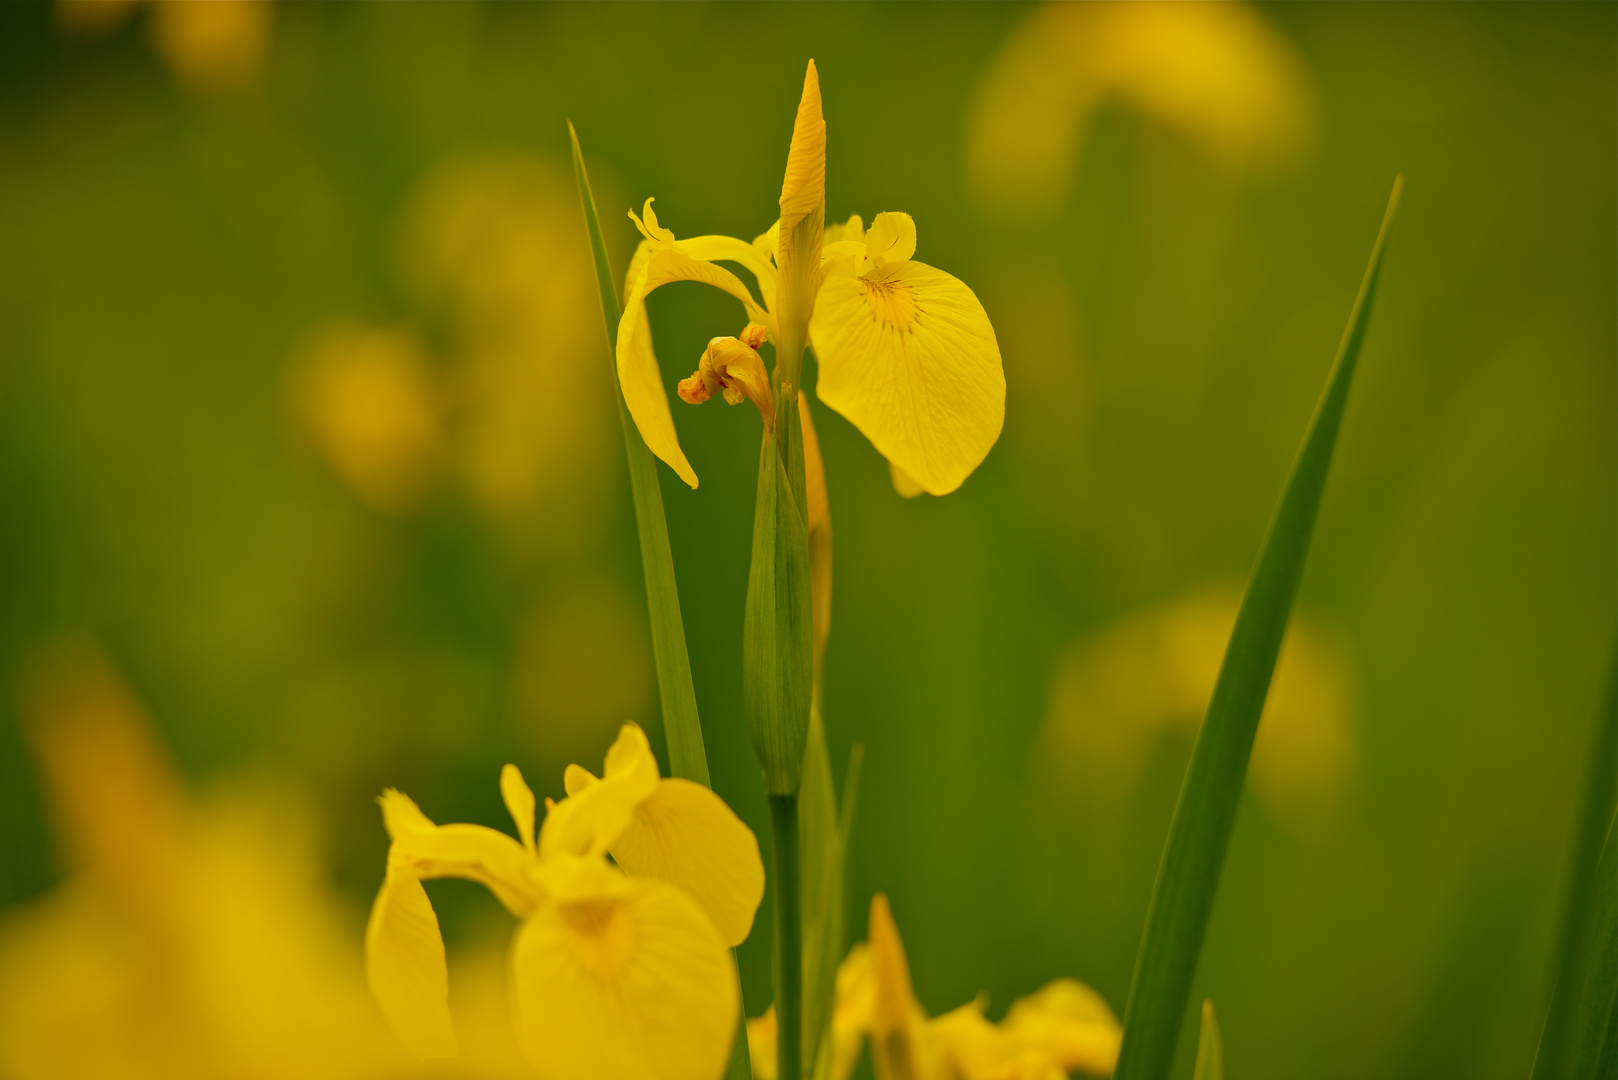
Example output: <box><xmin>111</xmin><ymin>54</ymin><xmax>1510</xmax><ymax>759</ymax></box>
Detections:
<box><xmin>509</xmin><ymin>872</ymin><xmax>738</xmax><ymax>1080</ymax></box>
<box><xmin>812</xmin><ymin>259</ymin><xmax>1005</xmax><ymax>495</ymax></box>
<box><xmin>364</xmin><ymin>852</ymin><xmax>458</xmax><ymax>1059</ymax></box>
<box><xmin>610</xmin><ymin>777</ymin><xmax>766</xmax><ymax>947</ymax></box>
<box><xmin>616</xmin><ymin>225</ymin><xmax>776</xmax><ymax>489</ymax></box>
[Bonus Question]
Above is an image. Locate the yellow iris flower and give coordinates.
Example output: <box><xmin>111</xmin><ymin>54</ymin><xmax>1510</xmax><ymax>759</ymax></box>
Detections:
<box><xmin>616</xmin><ymin>61</ymin><xmax>1005</xmax><ymax>498</ymax></box>
<box><xmin>748</xmin><ymin>894</ymin><xmax>1122</xmax><ymax>1080</ymax></box>
<box><xmin>365</xmin><ymin>723</ymin><xmax>764</xmax><ymax>1080</ymax></box>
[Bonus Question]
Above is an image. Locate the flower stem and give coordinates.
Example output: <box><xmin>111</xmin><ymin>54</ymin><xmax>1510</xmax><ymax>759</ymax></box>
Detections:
<box><xmin>770</xmin><ymin>792</ymin><xmax>802</xmax><ymax>1080</ymax></box>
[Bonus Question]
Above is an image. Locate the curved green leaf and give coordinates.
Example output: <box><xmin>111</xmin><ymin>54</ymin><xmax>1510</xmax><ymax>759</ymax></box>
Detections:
<box><xmin>1114</xmin><ymin>178</ymin><xmax>1403</xmax><ymax>1080</ymax></box>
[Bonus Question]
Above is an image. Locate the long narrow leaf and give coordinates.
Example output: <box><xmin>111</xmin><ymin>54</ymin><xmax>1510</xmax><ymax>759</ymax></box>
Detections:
<box><xmin>1113</xmin><ymin>177</ymin><xmax>1403</xmax><ymax>1080</ymax></box>
<box><xmin>571</xmin><ymin>122</ymin><xmax>752</xmax><ymax>1080</ymax></box>
<box><xmin>1533</xmin><ymin>639</ymin><xmax>1618</xmax><ymax>1080</ymax></box>
<box><xmin>568</xmin><ymin>122</ymin><xmax>711</xmax><ymax>788</ymax></box>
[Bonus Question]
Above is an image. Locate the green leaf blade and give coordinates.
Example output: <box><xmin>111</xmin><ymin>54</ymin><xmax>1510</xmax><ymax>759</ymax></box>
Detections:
<box><xmin>1533</xmin><ymin>639</ymin><xmax>1618</xmax><ymax>1080</ymax></box>
<box><xmin>1113</xmin><ymin>177</ymin><xmax>1403</xmax><ymax>1080</ymax></box>
<box><xmin>568</xmin><ymin>122</ymin><xmax>710</xmax><ymax>788</ymax></box>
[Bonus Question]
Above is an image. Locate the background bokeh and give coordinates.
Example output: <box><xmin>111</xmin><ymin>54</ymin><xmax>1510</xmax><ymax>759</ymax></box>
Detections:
<box><xmin>0</xmin><ymin>3</ymin><xmax>1612</xmax><ymax>1078</ymax></box>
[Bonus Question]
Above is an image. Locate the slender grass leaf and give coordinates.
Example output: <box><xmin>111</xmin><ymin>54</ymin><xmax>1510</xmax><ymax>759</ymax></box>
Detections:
<box><xmin>568</xmin><ymin>122</ymin><xmax>710</xmax><ymax>788</ymax></box>
<box><xmin>1561</xmin><ymin>813</ymin><xmax>1617</xmax><ymax>1080</ymax></box>
<box><xmin>1113</xmin><ymin>177</ymin><xmax>1403</xmax><ymax>1080</ymax></box>
<box><xmin>1192</xmin><ymin>1001</ymin><xmax>1223</xmax><ymax>1080</ymax></box>
<box><xmin>1534</xmin><ymin>640</ymin><xmax>1618</xmax><ymax>1080</ymax></box>
<box><xmin>573</xmin><ymin>122</ymin><xmax>752</xmax><ymax>1079</ymax></box>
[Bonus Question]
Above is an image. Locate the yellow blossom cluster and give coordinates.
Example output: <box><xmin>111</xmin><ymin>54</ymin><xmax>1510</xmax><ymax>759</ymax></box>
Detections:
<box><xmin>748</xmin><ymin>895</ymin><xmax>1122</xmax><ymax>1080</ymax></box>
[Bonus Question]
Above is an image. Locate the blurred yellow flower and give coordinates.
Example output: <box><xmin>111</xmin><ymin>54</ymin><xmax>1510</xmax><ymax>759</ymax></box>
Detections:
<box><xmin>748</xmin><ymin>943</ymin><xmax>874</xmax><ymax>1080</ymax></box>
<box><xmin>366</xmin><ymin>723</ymin><xmax>762</xmax><ymax>1080</ymax></box>
<box><xmin>57</xmin><ymin>0</ymin><xmax>272</xmax><ymax>94</ymax></box>
<box><xmin>966</xmin><ymin>1</ymin><xmax>1314</xmax><ymax>219</ymax></box>
<box><xmin>292</xmin><ymin>154</ymin><xmax>614</xmax><ymax>550</ymax></box>
<box><xmin>1036</xmin><ymin>585</ymin><xmax>1358</xmax><ymax>835</ymax></box>
<box><xmin>748</xmin><ymin>894</ymin><xmax>1120</xmax><ymax>1080</ymax></box>
<box><xmin>401</xmin><ymin>153</ymin><xmax>615</xmax><ymax>548</ymax></box>
<box><xmin>293</xmin><ymin>322</ymin><xmax>444</xmax><ymax>514</ymax></box>
<box><xmin>0</xmin><ymin>643</ymin><xmax>462</xmax><ymax>1080</ymax></box>
<box><xmin>617</xmin><ymin>62</ymin><xmax>1005</xmax><ymax>497</ymax></box>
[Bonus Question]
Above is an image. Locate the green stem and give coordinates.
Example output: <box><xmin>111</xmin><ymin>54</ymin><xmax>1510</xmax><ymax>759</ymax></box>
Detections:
<box><xmin>771</xmin><ymin>792</ymin><xmax>802</xmax><ymax>1080</ymax></box>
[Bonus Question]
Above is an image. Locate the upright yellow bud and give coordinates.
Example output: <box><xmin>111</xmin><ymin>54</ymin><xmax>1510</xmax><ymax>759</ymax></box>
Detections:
<box><xmin>775</xmin><ymin>60</ymin><xmax>827</xmax><ymax>384</ymax></box>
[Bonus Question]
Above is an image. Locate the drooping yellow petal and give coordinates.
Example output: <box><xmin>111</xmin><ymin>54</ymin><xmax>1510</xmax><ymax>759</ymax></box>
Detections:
<box><xmin>501</xmin><ymin>764</ymin><xmax>537</xmax><ymax>852</ymax></box>
<box><xmin>540</xmin><ymin>723</ymin><xmax>663</xmax><ymax>860</ymax></box>
<box><xmin>509</xmin><ymin>859</ymin><xmax>738</xmax><ymax>1080</ymax></box>
<box><xmin>1001</xmin><ymin>978</ymin><xmax>1121</xmax><ymax>1077</ymax></box>
<box><xmin>682</xmin><ymin>234</ymin><xmax>779</xmax><ymax>313</ymax></box>
<box><xmin>364</xmin><ymin>851</ymin><xmax>458</xmax><ymax>1059</ymax></box>
<box><xmin>812</xmin><ymin>256</ymin><xmax>1005</xmax><ymax>495</ymax></box>
<box><xmin>609</xmin><ymin>777</ymin><xmax>766</xmax><ymax>948</ymax></box>
<box><xmin>380</xmin><ymin>788</ymin><xmax>538</xmax><ymax>916</ymax></box>
<box><xmin>616</xmin><ymin>203</ymin><xmax>775</xmax><ymax>489</ymax></box>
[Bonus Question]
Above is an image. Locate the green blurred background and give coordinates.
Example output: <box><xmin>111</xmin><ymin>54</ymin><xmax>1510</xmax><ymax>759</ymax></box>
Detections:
<box><xmin>0</xmin><ymin>2</ymin><xmax>1612</xmax><ymax>1078</ymax></box>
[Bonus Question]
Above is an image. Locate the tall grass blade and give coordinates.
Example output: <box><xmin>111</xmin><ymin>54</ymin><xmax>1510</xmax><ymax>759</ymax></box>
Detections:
<box><xmin>573</xmin><ymin>122</ymin><xmax>750</xmax><ymax>1078</ymax></box>
<box><xmin>1532</xmin><ymin>640</ymin><xmax>1618</xmax><ymax>1080</ymax></box>
<box><xmin>568</xmin><ymin>121</ymin><xmax>711</xmax><ymax>788</ymax></box>
<box><xmin>1113</xmin><ymin>177</ymin><xmax>1403</xmax><ymax>1080</ymax></box>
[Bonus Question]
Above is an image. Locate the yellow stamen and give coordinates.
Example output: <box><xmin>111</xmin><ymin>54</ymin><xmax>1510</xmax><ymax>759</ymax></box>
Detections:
<box><xmin>861</xmin><ymin>272</ymin><xmax>920</xmax><ymax>331</ymax></box>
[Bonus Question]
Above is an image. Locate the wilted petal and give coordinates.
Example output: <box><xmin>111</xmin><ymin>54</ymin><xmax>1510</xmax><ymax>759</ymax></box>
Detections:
<box><xmin>812</xmin><ymin>257</ymin><xmax>1005</xmax><ymax>496</ymax></box>
<box><xmin>510</xmin><ymin>863</ymin><xmax>737</xmax><ymax>1080</ymax></box>
<box><xmin>365</xmin><ymin>852</ymin><xmax>458</xmax><ymax>1059</ymax></box>
<box><xmin>610</xmin><ymin>777</ymin><xmax>766</xmax><ymax>948</ymax></box>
